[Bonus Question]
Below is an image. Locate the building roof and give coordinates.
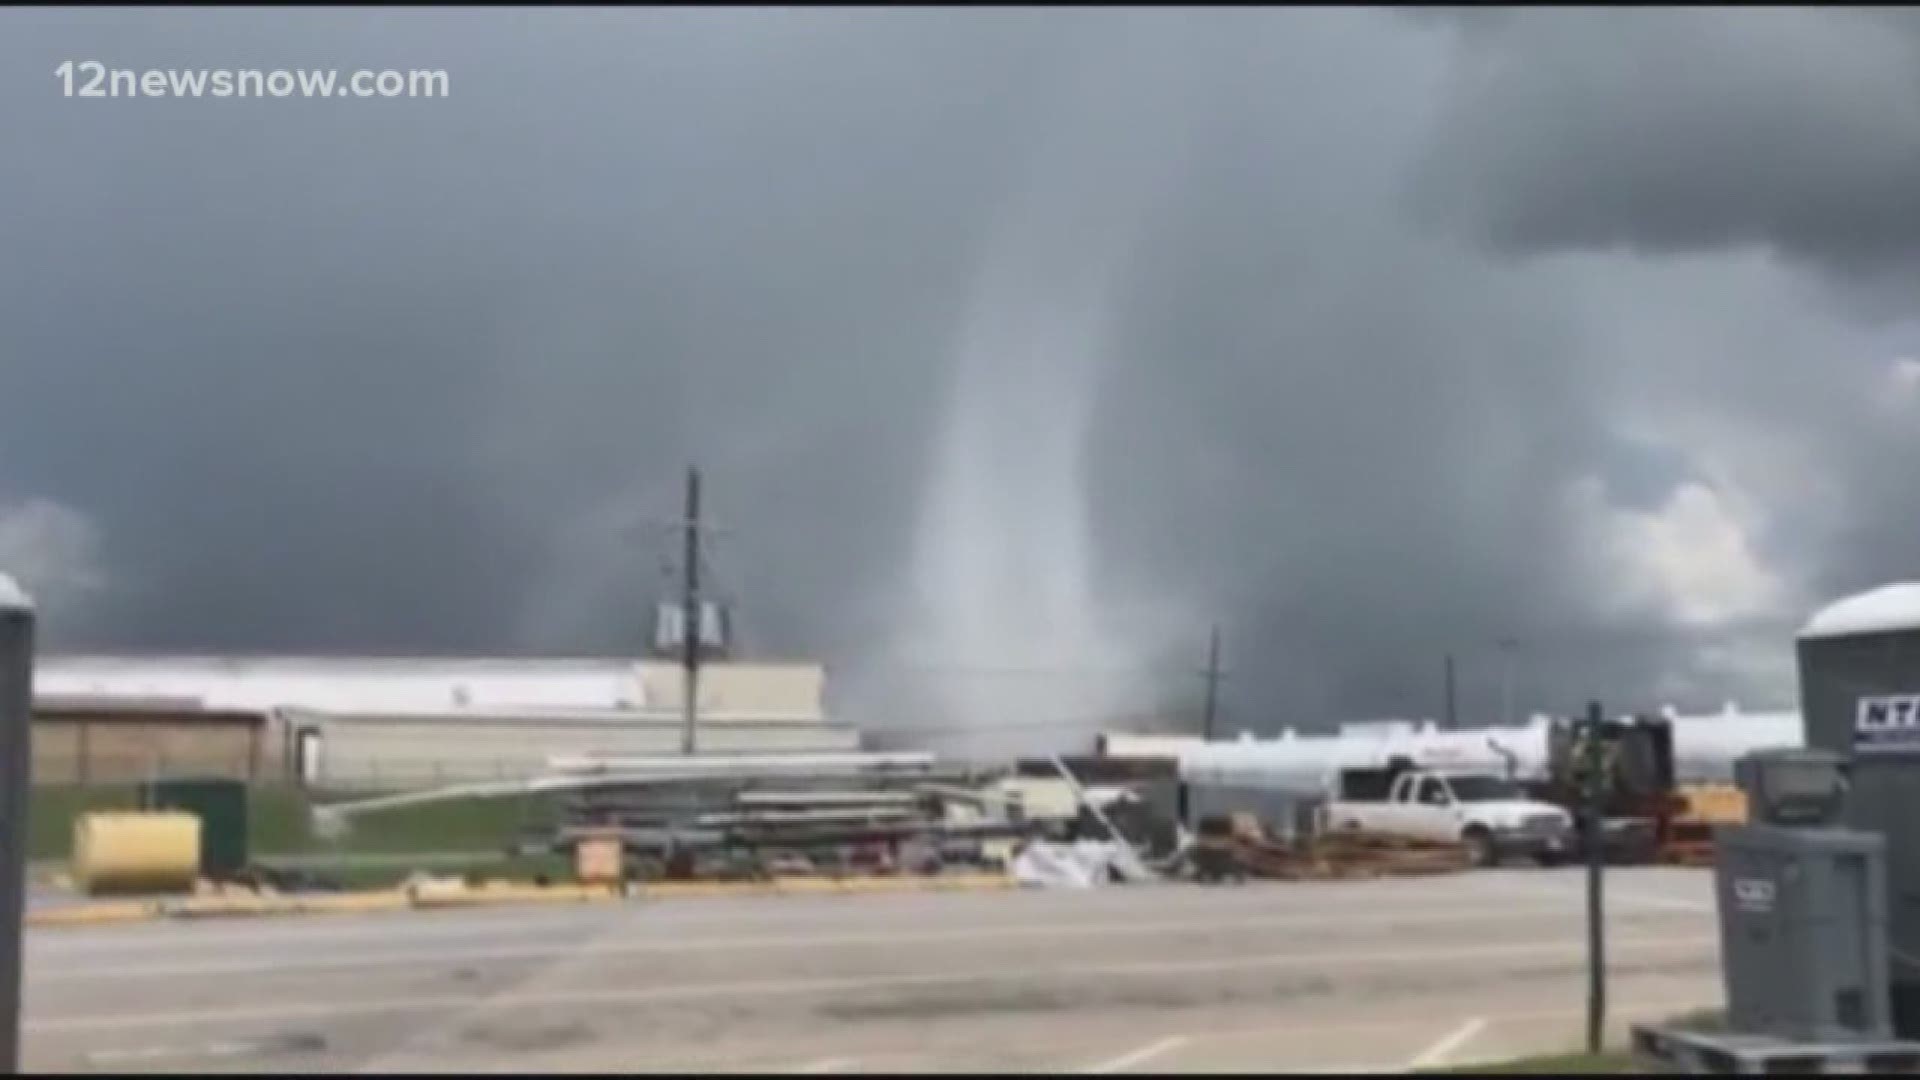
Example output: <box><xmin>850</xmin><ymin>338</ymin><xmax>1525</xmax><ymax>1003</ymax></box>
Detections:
<box><xmin>34</xmin><ymin>696</ymin><xmax>265</xmax><ymax>724</ymax></box>
<box><xmin>1800</xmin><ymin>583</ymin><xmax>1920</xmax><ymax>640</ymax></box>
<box><xmin>33</xmin><ymin>654</ymin><xmax>828</xmax><ymax>723</ymax></box>
<box><xmin>278</xmin><ymin>706</ymin><xmax>843</xmax><ymax>728</ymax></box>
<box><xmin>37</xmin><ymin>654</ymin><xmax>646</xmax><ymax>714</ymax></box>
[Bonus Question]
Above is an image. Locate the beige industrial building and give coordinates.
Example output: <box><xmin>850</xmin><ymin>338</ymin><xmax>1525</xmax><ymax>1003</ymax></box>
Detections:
<box><xmin>32</xmin><ymin>697</ymin><xmax>274</xmax><ymax>784</ymax></box>
<box><xmin>32</xmin><ymin>656</ymin><xmax>855</xmax><ymax>788</ymax></box>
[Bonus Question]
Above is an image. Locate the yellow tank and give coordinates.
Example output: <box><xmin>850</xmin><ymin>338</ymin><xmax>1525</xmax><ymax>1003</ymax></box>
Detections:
<box><xmin>72</xmin><ymin>811</ymin><xmax>201</xmax><ymax>896</ymax></box>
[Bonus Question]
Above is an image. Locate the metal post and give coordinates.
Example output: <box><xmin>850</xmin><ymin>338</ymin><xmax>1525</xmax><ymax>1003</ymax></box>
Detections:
<box><xmin>681</xmin><ymin>466</ymin><xmax>702</xmax><ymax>757</ymax></box>
<box><xmin>1443</xmin><ymin>653</ymin><xmax>1457</xmax><ymax>730</ymax></box>
<box><xmin>0</xmin><ymin>576</ymin><xmax>36</xmax><ymax>1073</ymax></box>
<box><xmin>1582</xmin><ymin>699</ymin><xmax>1608</xmax><ymax>1055</ymax></box>
<box><xmin>1181</xmin><ymin>625</ymin><xmax>1223</xmax><ymax>832</ymax></box>
<box><xmin>1201</xmin><ymin>625</ymin><xmax>1221</xmax><ymax>743</ymax></box>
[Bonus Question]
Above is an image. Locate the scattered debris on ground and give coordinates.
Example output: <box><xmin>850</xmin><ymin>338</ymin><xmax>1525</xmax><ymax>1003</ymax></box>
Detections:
<box><xmin>1170</xmin><ymin>813</ymin><xmax>1473</xmax><ymax>883</ymax></box>
<box><xmin>1009</xmin><ymin>840</ymin><xmax>1135</xmax><ymax>889</ymax></box>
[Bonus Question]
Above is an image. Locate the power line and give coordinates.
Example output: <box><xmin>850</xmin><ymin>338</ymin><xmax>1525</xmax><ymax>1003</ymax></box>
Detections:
<box><xmin>869</xmin><ymin>716</ymin><xmax>1200</xmax><ymax>736</ymax></box>
<box><xmin>854</xmin><ymin>663</ymin><xmax>1232</xmax><ymax>680</ymax></box>
<box><xmin>855</xmin><ymin>698</ymin><xmax>1236</xmax><ymax>739</ymax></box>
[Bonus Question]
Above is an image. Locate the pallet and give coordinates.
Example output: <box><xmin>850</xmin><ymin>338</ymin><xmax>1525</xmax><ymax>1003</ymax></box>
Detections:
<box><xmin>1656</xmin><ymin>841</ymin><xmax>1716</xmax><ymax>867</ymax></box>
<box><xmin>1632</xmin><ymin>1022</ymin><xmax>1920</xmax><ymax>1074</ymax></box>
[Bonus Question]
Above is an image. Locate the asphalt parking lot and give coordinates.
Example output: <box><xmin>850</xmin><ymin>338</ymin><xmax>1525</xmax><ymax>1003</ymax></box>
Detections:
<box><xmin>22</xmin><ymin>866</ymin><xmax>1721</xmax><ymax>1073</ymax></box>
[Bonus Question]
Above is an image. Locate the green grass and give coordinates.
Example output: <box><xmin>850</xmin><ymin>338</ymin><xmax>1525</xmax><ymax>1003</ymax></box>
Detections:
<box><xmin>30</xmin><ymin>783</ymin><xmax>562</xmax><ymax>863</ymax></box>
<box><xmin>28</xmin><ymin>784</ymin><xmax>141</xmax><ymax>861</ymax></box>
<box><xmin>280</xmin><ymin>789</ymin><xmax>559</xmax><ymax>856</ymax></box>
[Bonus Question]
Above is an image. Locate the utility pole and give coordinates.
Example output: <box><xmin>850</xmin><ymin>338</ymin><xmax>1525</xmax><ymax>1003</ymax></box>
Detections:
<box><xmin>680</xmin><ymin>466</ymin><xmax>701</xmax><ymax>757</ymax></box>
<box><xmin>1180</xmin><ymin>625</ymin><xmax>1224</xmax><ymax>833</ymax></box>
<box><xmin>1200</xmin><ymin>624</ymin><xmax>1222</xmax><ymax>742</ymax></box>
<box><xmin>0</xmin><ymin>576</ymin><xmax>34</xmax><ymax>1074</ymax></box>
<box><xmin>1443</xmin><ymin>652</ymin><xmax>1457</xmax><ymax>730</ymax></box>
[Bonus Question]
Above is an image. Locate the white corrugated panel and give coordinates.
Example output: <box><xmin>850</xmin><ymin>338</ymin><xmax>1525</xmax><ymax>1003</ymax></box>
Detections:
<box><xmin>1666</xmin><ymin>709</ymin><xmax>1803</xmax><ymax>780</ymax></box>
<box><xmin>1098</xmin><ymin>733</ymin><xmax>1202</xmax><ymax>759</ymax></box>
<box><xmin>296</xmin><ymin>712</ymin><xmax>865</xmax><ymax>785</ymax></box>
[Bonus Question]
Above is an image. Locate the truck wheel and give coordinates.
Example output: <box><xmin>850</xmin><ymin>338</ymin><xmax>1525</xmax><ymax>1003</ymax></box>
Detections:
<box><xmin>1462</xmin><ymin>826</ymin><xmax>1497</xmax><ymax>868</ymax></box>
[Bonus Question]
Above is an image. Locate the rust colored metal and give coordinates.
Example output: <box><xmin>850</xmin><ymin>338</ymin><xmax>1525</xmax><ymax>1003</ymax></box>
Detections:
<box><xmin>1192</xmin><ymin>827</ymin><xmax>1472</xmax><ymax>883</ymax></box>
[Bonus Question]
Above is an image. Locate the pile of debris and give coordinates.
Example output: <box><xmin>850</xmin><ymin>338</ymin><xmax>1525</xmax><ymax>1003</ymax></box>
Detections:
<box><xmin>1009</xmin><ymin>838</ymin><xmax>1151</xmax><ymax>889</ymax></box>
<box><xmin>1173</xmin><ymin>812</ymin><xmax>1472</xmax><ymax>883</ymax></box>
<box><xmin>1303</xmin><ymin>828</ymin><xmax>1476</xmax><ymax>877</ymax></box>
<box><xmin>541</xmin><ymin>757</ymin><xmax>1162</xmax><ymax>883</ymax></box>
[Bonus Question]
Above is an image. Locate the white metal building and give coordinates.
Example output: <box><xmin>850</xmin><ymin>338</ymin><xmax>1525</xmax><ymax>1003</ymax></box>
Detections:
<box><xmin>33</xmin><ymin>655</ymin><xmax>856</xmax><ymax>787</ymax></box>
<box><xmin>36</xmin><ymin>655</ymin><xmax>649</xmax><ymax>714</ymax></box>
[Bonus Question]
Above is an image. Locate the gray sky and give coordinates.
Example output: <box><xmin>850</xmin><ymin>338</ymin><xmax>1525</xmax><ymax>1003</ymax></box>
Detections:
<box><xmin>4</xmin><ymin>7</ymin><xmax>1918</xmax><ymax>741</ymax></box>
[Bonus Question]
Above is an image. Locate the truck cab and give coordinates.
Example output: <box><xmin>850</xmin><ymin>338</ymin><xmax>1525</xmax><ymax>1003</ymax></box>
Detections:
<box><xmin>1327</xmin><ymin>766</ymin><xmax>1574</xmax><ymax>867</ymax></box>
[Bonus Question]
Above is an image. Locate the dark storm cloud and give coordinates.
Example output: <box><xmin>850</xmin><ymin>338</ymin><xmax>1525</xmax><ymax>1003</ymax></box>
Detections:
<box><xmin>1414</xmin><ymin>8</ymin><xmax>1920</xmax><ymax>282</ymax></box>
<box><xmin>0</xmin><ymin>7</ymin><xmax>1057</xmax><ymax>654</ymax></box>
<box><xmin>1412</xmin><ymin>6</ymin><xmax>1920</xmax><ymax>680</ymax></box>
<box><xmin>3</xmin><ymin>6</ymin><xmax>1883</xmax><ymax>737</ymax></box>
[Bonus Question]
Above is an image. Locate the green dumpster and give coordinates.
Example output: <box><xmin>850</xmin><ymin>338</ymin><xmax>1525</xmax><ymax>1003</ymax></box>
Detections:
<box><xmin>142</xmin><ymin>778</ymin><xmax>249</xmax><ymax>878</ymax></box>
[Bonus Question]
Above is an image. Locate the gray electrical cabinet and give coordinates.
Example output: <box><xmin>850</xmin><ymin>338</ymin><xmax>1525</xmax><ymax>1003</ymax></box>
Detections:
<box><xmin>1797</xmin><ymin>584</ymin><xmax>1920</xmax><ymax>1039</ymax></box>
<box><xmin>1716</xmin><ymin>823</ymin><xmax>1890</xmax><ymax>1040</ymax></box>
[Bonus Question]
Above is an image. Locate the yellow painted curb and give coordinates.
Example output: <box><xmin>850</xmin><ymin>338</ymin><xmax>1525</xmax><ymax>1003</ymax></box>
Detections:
<box><xmin>633</xmin><ymin>873</ymin><xmax>1014</xmax><ymax>900</ymax></box>
<box><xmin>162</xmin><ymin>897</ymin><xmax>285</xmax><ymax>919</ymax></box>
<box><xmin>405</xmin><ymin>882</ymin><xmax>625</xmax><ymax>908</ymax></box>
<box><xmin>25</xmin><ymin>901</ymin><xmax>159</xmax><ymax>928</ymax></box>
<box><xmin>24</xmin><ymin>891</ymin><xmax>417</xmax><ymax>928</ymax></box>
<box><xmin>26</xmin><ymin>871</ymin><xmax>1018</xmax><ymax>929</ymax></box>
<box><xmin>291</xmin><ymin>891</ymin><xmax>415</xmax><ymax>916</ymax></box>
<box><xmin>160</xmin><ymin>891</ymin><xmax>417</xmax><ymax>919</ymax></box>
<box><xmin>638</xmin><ymin>881</ymin><xmax>773</xmax><ymax>900</ymax></box>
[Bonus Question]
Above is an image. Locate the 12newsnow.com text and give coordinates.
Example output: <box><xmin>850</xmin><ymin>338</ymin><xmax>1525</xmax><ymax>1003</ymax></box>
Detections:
<box><xmin>55</xmin><ymin>61</ymin><xmax>450</xmax><ymax>100</ymax></box>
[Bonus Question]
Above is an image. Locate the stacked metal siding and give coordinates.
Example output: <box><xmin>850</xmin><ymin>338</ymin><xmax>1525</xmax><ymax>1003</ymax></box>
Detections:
<box><xmin>285</xmin><ymin>709</ymin><xmax>862</xmax><ymax>787</ymax></box>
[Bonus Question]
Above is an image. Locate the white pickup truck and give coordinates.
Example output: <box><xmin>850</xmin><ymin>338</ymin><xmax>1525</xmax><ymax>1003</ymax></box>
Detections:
<box><xmin>1324</xmin><ymin>768</ymin><xmax>1574</xmax><ymax>867</ymax></box>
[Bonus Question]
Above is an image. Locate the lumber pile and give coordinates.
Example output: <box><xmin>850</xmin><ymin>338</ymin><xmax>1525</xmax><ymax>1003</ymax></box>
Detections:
<box><xmin>1185</xmin><ymin>815</ymin><xmax>1472</xmax><ymax>882</ymax></box>
<box><xmin>1305</xmin><ymin>831</ymin><xmax>1474</xmax><ymax>877</ymax></box>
